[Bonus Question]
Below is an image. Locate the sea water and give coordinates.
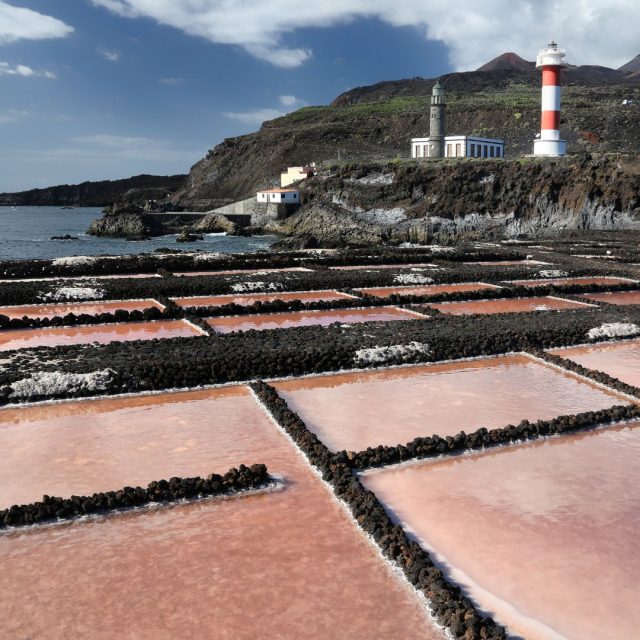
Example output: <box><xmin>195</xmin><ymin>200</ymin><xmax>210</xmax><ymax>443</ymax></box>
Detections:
<box><xmin>0</xmin><ymin>207</ymin><xmax>275</xmax><ymax>261</ymax></box>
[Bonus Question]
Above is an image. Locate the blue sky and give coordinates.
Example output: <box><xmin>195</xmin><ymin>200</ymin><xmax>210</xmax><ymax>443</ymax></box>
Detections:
<box><xmin>0</xmin><ymin>0</ymin><xmax>638</xmax><ymax>191</ymax></box>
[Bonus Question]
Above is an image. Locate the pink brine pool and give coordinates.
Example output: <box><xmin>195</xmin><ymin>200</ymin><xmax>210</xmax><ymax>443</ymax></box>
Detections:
<box><xmin>206</xmin><ymin>306</ymin><xmax>424</xmax><ymax>333</ymax></box>
<box><xmin>428</xmin><ymin>296</ymin><xmax>593</xmax><ymax>316</ymax></box>
<box><xmin>510</xmin><ymin>276</ymin><xmax>635</xmax><ymax>289</ymax></box>
<box><xmin>360</xmin><ymin>422</ymin><xmax>640</xmax><ymax>640</ymax></box>
<box><xmin>0</xmin><ymin>319</ymin><xmax>203</xmax><ymax>351</ymax></box>
<box><xmin>581</xmin><ymin>290</ymin><xmax>640</xmax><ymax>306</ymax></box>
<box><xmin>0</xmin><ymin>298</ymin><xmax>164</xmax><ymax>320</ymax></box>
<box><xmin>355</xmin><ymin>282</ymin><xmax>500</xmax><ymax>299</ymax></box>
<box><xmin>0</xmin><ymin>386</ymin><xmax>276</xmax><ymax>508</ymax></box>
<box><xmin>174</xmin><ymin>290</ymin><xmax>354</xmax><ymax>309</ymax></box>
<box><xmin>331</xmin><ymin>263</ymin><xmax>437</xmax><ymax>271</ymax></box>
<box><xmin>466</xmin><ymin>260</ymin><xmax>550</xmax><ymax>266</ymax></box>
<box><xmin>272</xmin><ymin>354</ymin><xmax>625</xmax><ymax>452</ymax></box>
<box><xmin>550</xmin><ymin>339</ymin><xmax>640</xmax><ymax>387</ymax></box>
<box><xmin>0</xmin><ymin>386</ymin><xmax>441</xmax><ymax>640</ymax></box>
<box><xmin>173</xmin><ymin>267</ymin><xmax>312</xmax><ymax>277</ymax></box>
<box><xmin>0</xmin><ymin>274</ymin><xmax>160</xmax><ymax>283</ymax></box>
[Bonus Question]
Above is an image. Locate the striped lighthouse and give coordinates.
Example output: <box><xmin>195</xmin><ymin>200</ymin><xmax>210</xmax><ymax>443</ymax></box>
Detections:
<box><xmin>533</xmin><ymin>41</ymin><xmax>568</xmax><ymax>157</ymax></box>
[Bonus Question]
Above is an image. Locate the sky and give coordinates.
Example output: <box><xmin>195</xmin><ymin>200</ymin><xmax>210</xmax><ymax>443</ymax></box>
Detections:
<box><xmin>0</xmin><ymin>0</ymin><xmax>638</xmax><ymax>192</ymax></box>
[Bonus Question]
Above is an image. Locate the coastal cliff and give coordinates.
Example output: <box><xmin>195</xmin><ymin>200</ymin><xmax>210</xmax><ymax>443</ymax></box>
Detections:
<box><xmin>265</xmin><ymin>154</ymin><xmax>640</xmax><ymax>247</ymax></box>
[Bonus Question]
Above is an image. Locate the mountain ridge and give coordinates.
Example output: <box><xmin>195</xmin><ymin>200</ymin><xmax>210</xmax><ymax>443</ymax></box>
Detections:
<box><xmin>0</xmin><ymin>174</ymin><xmax>187</xmax><ymax>207</ymax></box>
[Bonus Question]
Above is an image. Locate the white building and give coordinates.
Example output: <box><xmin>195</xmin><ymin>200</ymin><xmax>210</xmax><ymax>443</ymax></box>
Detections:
<box><xmin>256</xmin><ymin>188</ymin><xmax>301</xmax><ymax>204</ymax></box>
<box><xmin>280</xmin><ymin>164</ymin><xmax>317</xmax><ymax>187</ymax></box>
<box><xmin>411</xmin><ymin>135</ymin><xmax>505</xmax><ymax>159</ymax></box>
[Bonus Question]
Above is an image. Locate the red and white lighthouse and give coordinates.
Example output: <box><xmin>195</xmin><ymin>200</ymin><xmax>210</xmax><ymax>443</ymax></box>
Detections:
<box><xmin>533</xmin><ymin>41</ymin><xmax>568</xmax><ymax>156</ymax></box>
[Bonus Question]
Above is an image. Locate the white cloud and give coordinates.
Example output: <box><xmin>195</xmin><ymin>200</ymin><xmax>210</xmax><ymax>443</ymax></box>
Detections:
<box><xmin>0</xmin><ymin>61</ymin><xmax>56</xmax><ymax>78</ymax></box>
<box><xmin>0</xmin><ymin>1</ymin><xmax>73</xmax><ymax>44</ymax></box>
<box><xmin>223</xmin><ymin>108</ymin><xmax>286</xmax><ymax>126</ymax></box>
<box><xmin>68</xmin><ymin>133</ymin><xmax>203</xmax><ymax>162</ymax></box>
<box><xmin>90</xmin><ymin>0</ymin><xmax>640</xmax><ymax>70</ymax></box>
<box><xmin>98</xmin><ymin>49</ymin><xmax>122</xmax><ymax>62</ymax></box>
<box><xmin>279</xmin><ymin>94</ymin><xmax>302</xmax><ymax>107</ymax></box>
<box><xmin>0</xmin><ymin>108</ymin><xmax>31</xmax><ymax>123</ymax></box>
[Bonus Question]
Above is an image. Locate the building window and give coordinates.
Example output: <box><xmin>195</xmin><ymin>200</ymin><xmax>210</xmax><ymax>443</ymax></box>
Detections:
<box><xmin>423</xmin><ymin>145</ymin><xmax>428</xmax><ymax>157</ymax></box>
<box><xmin>490</xmin><ymin>146</ymin><xmax>494</xmax><ymax>158</ymax></box>
<box><xmin>496</xmin><ymin>147</ymin><xmax>502</xmax><ymax>158</ymax></box>
<box><xmin>455</xmin><ymin>143</ymin><xmax>461</xmax><ymax>157</ymax></box>
<box><xmin>446</xmin><ymin>144</ymin><xmax>452</xmax><ymax>157</ymax></box>
<box><xmin>470</xmin><ymin>144</ymin><xmax>475</xmax><ymax>157</ymax></box>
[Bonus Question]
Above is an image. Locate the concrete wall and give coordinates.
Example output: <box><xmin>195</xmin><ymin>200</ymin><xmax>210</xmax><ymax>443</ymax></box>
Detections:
<box><xmin>209</xmin><ymin>196</ymin><xmax>298</xmax><ymax>227</ymax></box>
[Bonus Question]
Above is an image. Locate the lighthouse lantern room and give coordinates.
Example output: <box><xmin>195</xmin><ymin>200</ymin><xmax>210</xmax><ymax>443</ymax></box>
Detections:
<box><xmin>533</xmin><ymin>41</ymin><xmax>568</xmax><ymax>157</ymax></box>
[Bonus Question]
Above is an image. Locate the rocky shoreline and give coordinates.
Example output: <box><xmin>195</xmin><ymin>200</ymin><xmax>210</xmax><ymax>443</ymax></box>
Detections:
<box><xmin>84</xmin><ymin>154</ymin><xmax>640</xmax><ymax>248</ymax></box>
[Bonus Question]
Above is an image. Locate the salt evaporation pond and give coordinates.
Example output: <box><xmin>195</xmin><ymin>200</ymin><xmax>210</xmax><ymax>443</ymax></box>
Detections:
<box><xmin>360</xmin><ymin>422</ymin><xmax>640</xmax><ymax>640</ymax></box>
<box><xmin>355</xmin><ymin>282</ymin><xmax>500</xmax><ymax>299</ymax></box>
<box><xmin>173</xmin><ymin>267</ymin><xmax>313</xmax><ymax>277</ymax></box>
<box><xmin>550</xmin><ymin>339</ymin><xmax>640</xmax><ymax>387</ymax></box>
<box><xmin>0</xmin><ymin>319</ymin><xmax>203</xmax><ymax>351</ymax></box>
<box><xmin>330</xmin><ymin>263</ymin><xmax>437</xmax><ymax>271</ymax></box>
<box><xmin>0</xmin><ymin>273</ymin><xmax>160</xmax><ymax>283</ymax></box>
<box><xmin>0</xmin><ymin>386</ymin><xmax>441</xmax><ymax>640</ymax></box>
<box><xmin>206</xmin><ymin>306</ymin><xmax>423</xmax><ymax>333</ymax></box>
<box><xmin>467</xmin><ymin>260</ymin><xmax>551</xmax><ymax>266</ymax></box>
<box><xmin>581</xmin><ymin>290</ymin><xmax>640</xmax><ymax>305</ymax></box>
<box><xmin>0</xmin><ymin>386</ymin><xmax>276</xmax><ymax>507</ymax></box>
<box><xmin>0</xmin><ymin>298</ymin><xmax>164</xmax><ymax>320</ymax></box>
<box><xmin>273</xmin><ymin>355</ymin><xmax>625</xmax><ymax>452</ymax></box>
<box><xmin>428</xmin><ymin>296</ymin><xmax>593</xmax><ymax>316</ymax></box>
<box><xmin>510</xmin><ymin>276</ymin><xmax>635</xmax><ymax>289</ymax></box>
<box><xmin>174</xmin><ymin>290</ymin><xmax>354</xmax><ymax>309</ymax></box>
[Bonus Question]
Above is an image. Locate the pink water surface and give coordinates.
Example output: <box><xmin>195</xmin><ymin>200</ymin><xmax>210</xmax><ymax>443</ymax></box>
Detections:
<box><xmin>174</xmin><ymin>267</ymin><xmax>312</xmax><ymax>277</ymax></box>
<box><xmin>361</xmin><ymin>422</ymin><xmax>640</xmax><ymax>640</ymax></box>
<box><xmin>510</xmin><ymin>276</ymin><xmax>635</xmax><ymax>289</ymax></box>
<box><xmin>428</xmin><ymin>296</ymin><xmax>593</xmax><ymax>316</ymax></box>
<box><xmin>550</xmin><ymin>339</ymin><xmax>640</xmax><ymax>387</ymax></box>
<box><xmin>0</xmin><ymin>274</ymin><xmax>159</xmax><ymax>283</ymax></box>
<box><xmin>273</xmin><ymin>355</ymin><xmax>625</xmax><ymax>452</ymax></box>
<box><xmin>331</xmin><ymin>263</ymin><xmax>437</xmax><ymax>270</ymax></box>
<box><xmin>0</xmin><ymin>298</ymin><xmax>164</xmax><ymax>320</ymax></box>
<box><xmin>0</xmin><ymin>386</ymin><xmax>441</xmax><ymax>640</ymax></box>
<box><xmin>355</xmin><ymin>282</ymin><xmax>500</xmax><ymax>299</ymax></box>
<box><xmin>0</xmin><ymin>319</ymin><xmax>202</xmax><ymax>351</ymax></box>
<box><xmin>0</xmin><ymin>386</ymin><xmax>276</xmax><ymax>507</ymax></box>
<box><xmin>467</xmin><ymin>260</ymin><xmax>550</xmax><ymax>266</ymax></box>
<box><xmin>174</xmin><ymin>290</ymin><xmax>354</xmax><ymax>308</ymax></box>
<box><xmin>206</xmin><ymin>306</ymin><xmax>423</xmax><ymax>333</ymax></box>
<box><xmin>581</xmin><ymin>290</ymin><xmax>640</xmax><ymax>305</ymax></box>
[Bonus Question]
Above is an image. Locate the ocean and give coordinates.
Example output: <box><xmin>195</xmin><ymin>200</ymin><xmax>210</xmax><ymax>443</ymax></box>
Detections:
<box><xmin>0</xmin><ymin>207</ymin><xmax>276</xmax><ymax>261</ymax></box>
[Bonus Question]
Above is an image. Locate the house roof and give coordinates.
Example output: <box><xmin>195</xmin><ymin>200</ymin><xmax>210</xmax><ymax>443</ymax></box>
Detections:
<box><xmin>257</xmin><ymin>188</ymin><xmax>300</xmax><ymax>193</ymax></box>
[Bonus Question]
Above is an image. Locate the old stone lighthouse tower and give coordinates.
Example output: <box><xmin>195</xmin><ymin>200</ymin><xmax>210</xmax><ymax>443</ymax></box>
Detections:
<box><xmin>428</xmin><ymin>80</ymin><xmax>446</xmax><ymax>158</ymax></box>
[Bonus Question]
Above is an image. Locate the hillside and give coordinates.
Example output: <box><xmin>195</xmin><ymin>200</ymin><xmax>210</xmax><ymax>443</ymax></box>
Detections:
<box><xmin>0</xmin><ymin>174</ymin><xmax>187</xmax><ymax>207</ymax></box>
<box><xmin>476</xmin><ymin>52</ymin><xmax>534</xmax><ymax>72</ymax></box>
<box><xmin>171</xmin><ymin>68</ymin><xmax>640</xmax><ymax>210</ymax></box>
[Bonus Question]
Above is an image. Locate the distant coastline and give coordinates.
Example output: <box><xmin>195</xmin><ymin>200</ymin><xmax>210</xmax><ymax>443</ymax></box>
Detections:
<box><xmin>0</xmin><ymin>174</ymin><xmax>186</xmax><ymax>208</ymax></box>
